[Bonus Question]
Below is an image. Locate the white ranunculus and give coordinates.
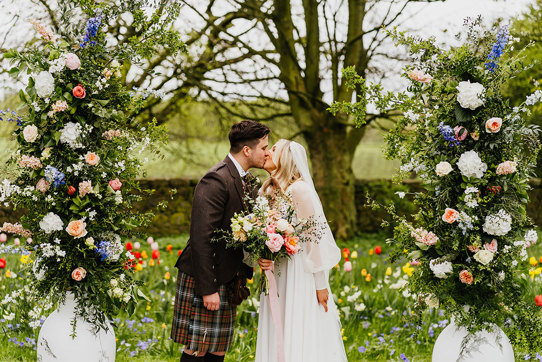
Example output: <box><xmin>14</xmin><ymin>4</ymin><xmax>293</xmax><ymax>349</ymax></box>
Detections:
<box><xmin>457</xmin><ymin>150</ymin><xmax>487</xmax><ymax>179</ymax></box>
<box><xmin>435</xmin><ymin>161</ymin><xmax>453</xmax><ymax>177</ymax></box>
<box><xmin>59</xmin><ymin>122</ymin><xmax>83</xmax><ymax>148</ymax></box>
<box><xmin>473</xmin><ymin>250</ymin><xmax>494</xmax><ymax>265</ymax></box>
<box><xmin>482</xmin><ymin>209</ymin><xmax>512</xmax><ymax>236</ymax></box>
<box><xmin>456</xmin><ymin>81</ymin><xmax>485</xmax><ymax>110</ymax></box>
<box><xmin>39</xmin><ymin>212</ymin><xmax>64</xmax><ymax>234</ymax></box>
<box><xmin>23</xmin><ymin>125</ymin><xmax>40</xmax><ymax>143</ymax></box>
<box><xmin>275</xmin><ymin>219</ymin><xmax>290</xmax><ymax>233</ymax></box>
<box><xmin>429</xmin><ymin>259</ymin><xmax>453</xmax><ymax>279</ymax></box>
<box><xmin>35</xmin><ymin>71</ymin><xmax>55</xmax><ymax>99</ymax></box>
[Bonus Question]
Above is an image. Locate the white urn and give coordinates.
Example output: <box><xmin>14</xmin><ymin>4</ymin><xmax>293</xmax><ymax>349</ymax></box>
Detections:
<box><xmin>432</xmin><ymin>318</ymin><xmax>514</xmax><ymax>362</ymax></box>
<box><xmin>37</xmin><ymin>292</ymin><xmax>116</xmax><ymax>361</ymax></box>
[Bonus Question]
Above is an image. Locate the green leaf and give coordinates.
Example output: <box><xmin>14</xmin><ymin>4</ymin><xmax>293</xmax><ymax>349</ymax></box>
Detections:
<box><xmin>137</xmin><ymin>288</ymin><xmax>151</xmax><ymax>302</ymax></box>
<box><xmin>95</xmin><ymin>99</ymin><xmax>110</xmax><ymax>106</ymax></box>
<box><xmin>454</xmin><ymin>103</ymin><xmax>472</xmax><ymax>123</ymax></box>
<box><xmin>53</xmin><ymin>131</ymin><xmax>61</xmax><ymax>144</ymax></box>
<box><xmin>415</xmin><ymin>241</ymin><xmax>430</xmax><ymax>251</ymax></box>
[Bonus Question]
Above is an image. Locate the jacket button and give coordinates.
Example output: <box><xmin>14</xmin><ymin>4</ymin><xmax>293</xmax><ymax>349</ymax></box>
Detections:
<box><xmin>212</xmin><ymin>265</ymin><xmax>215</xmax><ymax>269</ymax></box>
<box><xmin>213</xmin><ymin>279</ymin><xmax>217</xmax><ymax>283</ymax></box>
<box><xmin>213</xmin><ymin>253</ymin><xmax>216</xmax><ymax>257</ymax></box>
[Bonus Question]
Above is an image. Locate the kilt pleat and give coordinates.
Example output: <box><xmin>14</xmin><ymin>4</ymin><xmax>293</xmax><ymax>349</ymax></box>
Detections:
<box><xmin>171</xmin><ymin>271</ymin><xmax>236</xmax><ymax>353</ymax></box>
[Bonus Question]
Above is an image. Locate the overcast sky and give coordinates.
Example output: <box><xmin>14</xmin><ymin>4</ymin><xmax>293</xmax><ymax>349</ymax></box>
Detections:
<box><xmin>0</xmin><ymin>0</ymin><xmax>535</xmax><ymax>101</ymax></box>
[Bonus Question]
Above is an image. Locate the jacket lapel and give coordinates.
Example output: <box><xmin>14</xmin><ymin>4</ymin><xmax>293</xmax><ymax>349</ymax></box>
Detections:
<box><xmin>224</xmin><ymin>156</ymin><xmax>246</xmax><ymax>210</ymax></box>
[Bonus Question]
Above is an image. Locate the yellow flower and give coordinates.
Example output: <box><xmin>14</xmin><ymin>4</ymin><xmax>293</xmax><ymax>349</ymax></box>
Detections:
<box><xmin>338</xmin><ymin>298</ymin><xmax>343</xmax><ymax>304</ymax></box>
<box><xmin>334</xmin><ymin>264</ymin><xmax>339</xmax><ymax>269</ymax></box>
<box><xmin>529</xmin><ymin>257</ymin><xmax>538</xmax><ymax>266</ymax></box>
<box><xmin>141</xmin><ymin>250</ymin><xmax>148</xmax><ymax>259</ymax></box>
<box><xmin>164</xmin><ymin>272</ymin><xmax>170</xmax><ymax>280</ymax></box>
<box><xmin>385</xmin><ymin>267</ymin><xmax>392</xmax><ymax>276</ymax></box>
<box><xmin>529</xmin><ymin>267</ymin><xmax>542</xmax><ymax>279</ymax></box>
<box><xmin>365</xmin><ymin>274</ymin><xmax>372</xmax><ymax>282</ymax></box>
<box><xmin>5</xmin><ymin>270</ymin><xmax>11</xmax><ymax>278</ymax></box>
<box><xmin>351</xmin><ymin>251</ymin><xmax>358</xmax><ymax>259</ymax></box>
<box><xmin>247</xmin><ymin>278</ymin><xmax>254</xmax><ymax>284</ymax></box>
<box><xmin>368</xmin><ymin>249</ymin><xmax>374</xmax><ymax>256</ymax></box>
<box><xmin>135</xmin><ymin>263</ymin><xmax>143</xmax><ymax>272</ymax></box>
<box><xmin>146</xmin><ymin>304</ymin><xmax>151</xmax><ymax>311</ymax></box>
<box><xmin>343</xmin><ymin>336</ymin><xmax>347</xmax><ymax>341</ymax></box>
<box><xmin>149</xmin><ymin>259</ymin><xmax>155</xmax><ymax>267</ymax></box>
<box><xmin>402</xmin><ymin>263</ymin><xmax>414</xmax><ymax>277</ymax></box>
<box><xmin>361</xmin><ymin>269</ymin><xmax>367</xmax><ymax>277</ymax></box>
<box><xmin>162</xmin><ymin>323</ymin><xmax>167</xmax><ymax>329</ymax></box>
<box><xmin>20</xmin><ymin>254</ymin><xmax>31</xmax><ymax>264</ymax></box>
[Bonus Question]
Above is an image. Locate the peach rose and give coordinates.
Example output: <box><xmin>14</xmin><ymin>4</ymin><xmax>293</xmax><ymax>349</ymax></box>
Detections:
<box><xmin>109</xmin><ymin>178</ymin><xmax>122</xmax><ymax>191</ymax></box>
<box><xmin>485</xmin><ymin>117</ymin><xmax>502</xmax><ymax>133</ymax></box>
<box><xmin>72</xmin><ymin>84</ymin><xmax>86</xmax><ymax>99</ymax></box>
<box><xmin>85</xmin><ymin>152</ymin><xmax>100</xmax><ymax>166</ymax></box>
<box><xmin>65</xmin><ymin>53</ymin><xmax>81</xmax><ymax>70</ymax></box>
<box><xmin>266</xmin><ymin>233</ymin><xmax>284</xmax><ymax>253</ymax></box>
<box><xmin>459</xmin><ymin>270</ymin><xmax>473</xmax><ymax>285</ymax></box>
<box><xmin>407</xmin><ymin>69</ymin><xmax>433</xmax><ymax>84</ymax></box>
<box><xmin>23</xmin><ymin>125</ymin><xmax>39</xmax><ymax>143</ymax></box>
<box><xmin>36</xmin><ymin>178</ymin><xmax>50</xmax><ymax>194</ymax></box>
<box><xmin>284</xmin><ymin>235</ymin><xmax>299</xmax><ymax>255</ymax></box>
<box><xmin>66</xmin><ymin>220</ymin><xmax>87</xmax><ymax>239</ymax></box>
<box><xmin>442</xmin><ymin>208</ymin><xmax>459</xmax><ymax>224</ymax></box>
<box><xmin>496</xmin><ymin>161</ymin><xmax>517</xmax><ymax>175</ymax></box>
<box><xmin>71</xmin><ymin>267</ymin><xmax>87</xmax><ymax>281</ymax></box>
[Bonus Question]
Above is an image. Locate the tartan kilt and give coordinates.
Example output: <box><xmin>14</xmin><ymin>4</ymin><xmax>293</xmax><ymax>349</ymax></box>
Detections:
<box><xmin>171</xmin><ymin>271</ymin><xmax>236</xmax><ymax>353</ymax></box>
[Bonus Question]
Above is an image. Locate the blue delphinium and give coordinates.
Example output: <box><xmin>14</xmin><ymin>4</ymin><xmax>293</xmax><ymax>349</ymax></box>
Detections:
<box><xmin>438</xmin><ymin>122</ymin><xmax>459</xmax><ymax>147</ymax></box>
<box><xmin>0</xmin><ymin>109</ymin><xmax>23</xmax><ymax>126</ymax></box>
<box><xmin>44</xmin><ymin>165</ymin><xmax>66</xmax><ymax>188</ymax></box>
<box><xmin>80</xmin><ymin>14</ymin><xmax>103</xmax><ymax>48</ymax></box>
<box><xmin>96</xmin><ymin>240</ymin><xmax>111</xmax><ymax>261</ymax></box>
<box><xmin>485</xmin><ymin>26</ymin><xmax>509</xmax><ymax>73</ymax></box>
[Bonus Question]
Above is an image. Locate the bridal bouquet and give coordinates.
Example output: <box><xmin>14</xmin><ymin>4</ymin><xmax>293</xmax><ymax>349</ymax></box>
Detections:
<box><xmin>333</xmin><ymin>18</ymin><xmax>542</xmax><ymax>352</ymax></box>
<box><xmin>0</xmin><ymin>1</ymin><xmax>184</xmax><ymax>331</ymax></box>
<box><xmin>216</xmin><ymin>193</ymin><xmax>305</xmax><ymax>294</ymax></box>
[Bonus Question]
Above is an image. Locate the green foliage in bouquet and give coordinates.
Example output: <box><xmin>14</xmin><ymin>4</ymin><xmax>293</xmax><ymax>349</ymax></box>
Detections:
<box><xmin>333</xmin><ymin>18</ymin><xmax>542</xmax><ymax>353</ymax></box>
<box><xmin>0</xmin><ymin>0</ymin><xmax>184</xmax><ymax>332</ymax></box>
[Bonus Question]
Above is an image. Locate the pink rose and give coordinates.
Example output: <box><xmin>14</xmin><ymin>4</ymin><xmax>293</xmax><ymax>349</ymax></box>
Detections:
<box><xmin>410</xmin><ymin>259</ymin><xmax>420</xmax><ymax>266</ymax></box>
<box><xmin>109</xmin><ymin>178</ymin><xmax>122</xmax><ymax>191</ymax></box>
<box><xmin>71</xmin><ymin>267</ymin><xmax>87</xmax><ymax>281</ymax></box>
<box><xmin>79</xmin><ymin>180</ymin><xmax>93</xmax><ymax>197</ymax></box>
<box><xmin>266</xmin><ymin>233</ymin><xmax>284</xmax><ymax>253</ymax></box>
<box><xmin>485</xmin><ymin>117</ymin><xmax>502</xmax><ymax>133</ymax></box>
<box><xmin>65</xmin><ymin>53</ymin><xmax>81</xmax><ymax>70</ymax></box>
<box><xmin>496</xmin><ymin>161</ymin><xmax>517</xmax><ymax>175</ymax></box>
<box><xmin>484</xmin><ymin>239</ymin><xmax>498</xmax><ymax>253</ymax></box>
<box><xmin>407</xmin><ymin>69</ymin><xmax>433</xmax><ymax>84</ymax></box>
<box><xmin>36</xmin><ymin>178</ymin><xmax>50</xmax><ymax>194</ymax></box>
<box><xmin>442</xmin><ymin>208</ymin><xmax>459</xmax><ymax>224</ymax></box>
<box><xmin>72</xmin><ymin>84</ymin><xmax>86</xmax><ymax>99</ymax></box>
<box><xmin>266</xmin><ymin>223</ymin><xmax>276</xmax><ymax>234</ymax></box>
<box><xmin>85</xmin><ymin>152</ymin><xmax>100</xmax><ymax>166</ymax></box>
<box><xmin>454</xmin><ymin>126</ymin><xmax>468</xmax><ymax>141</ymax></box>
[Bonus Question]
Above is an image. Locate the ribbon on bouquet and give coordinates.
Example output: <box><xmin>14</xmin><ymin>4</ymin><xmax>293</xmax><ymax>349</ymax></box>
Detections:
<box><xmin>265</xmin><ymin>268</ymin><xmax>286</xmax><ymax>362</ymax></box>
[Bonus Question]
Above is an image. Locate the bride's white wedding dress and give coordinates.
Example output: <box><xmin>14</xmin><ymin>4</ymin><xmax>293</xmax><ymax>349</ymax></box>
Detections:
<box><xmin>255</xmin><ymin>180</ymin><xmax>347</xmax><ymax>362</ymax></box>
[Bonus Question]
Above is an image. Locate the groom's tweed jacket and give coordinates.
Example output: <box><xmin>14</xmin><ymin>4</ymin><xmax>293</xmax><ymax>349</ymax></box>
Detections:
<box><xmin>175</xmin><ymin>156</ymin><xmax>253</xmax><ymax>296</ymax></box>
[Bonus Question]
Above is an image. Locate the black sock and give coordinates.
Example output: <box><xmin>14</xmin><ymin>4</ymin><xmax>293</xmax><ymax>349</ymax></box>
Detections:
<box><xmin>180</xmin><ymin>352</ymin><xmax>205</xmax><ymax>361</ymax></box>
<box><xmin>204</xmin><ymin>354</ymin><xmax>225</xmax><ymax>362</ymax></box>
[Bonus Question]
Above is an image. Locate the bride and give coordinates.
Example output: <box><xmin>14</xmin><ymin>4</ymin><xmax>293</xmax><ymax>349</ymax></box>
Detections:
<box><xmin>255</xmin><ymin>139</ymin><xmax>347</xmax><ymax>362</ymax></box>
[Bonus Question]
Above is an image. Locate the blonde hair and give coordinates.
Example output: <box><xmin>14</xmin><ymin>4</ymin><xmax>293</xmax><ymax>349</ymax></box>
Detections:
<box><xmin>262</xmin><ymin>139</ymin><xmax>302</xmax><ymax>195</ymax></box>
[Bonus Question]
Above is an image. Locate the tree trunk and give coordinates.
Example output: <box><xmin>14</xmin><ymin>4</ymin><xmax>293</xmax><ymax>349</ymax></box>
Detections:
<box><xmin>302</xmin><ymin>113</ymin><xmax>363</xmax><ymax>239</ymax></box>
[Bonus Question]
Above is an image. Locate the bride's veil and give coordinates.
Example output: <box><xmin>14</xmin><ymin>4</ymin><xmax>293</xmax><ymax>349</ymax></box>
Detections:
<box><xmin>289</xmin><ymin>141</ymin><xmax>341</xmax><ymax>273</ymax></box>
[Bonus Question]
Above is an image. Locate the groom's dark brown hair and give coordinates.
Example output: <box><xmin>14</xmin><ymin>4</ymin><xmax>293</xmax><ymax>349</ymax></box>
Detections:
<box><xmin>229</xmin><ymin>120</ymin><xmax>270</xmax><ymax>153</ymax></box>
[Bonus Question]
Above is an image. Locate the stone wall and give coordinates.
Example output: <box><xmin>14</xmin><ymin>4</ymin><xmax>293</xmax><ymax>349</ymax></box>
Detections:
<box><xmin>1</xmin><ymin>179</ymin><xmax>540</xmax><ymax>237</ymax></box>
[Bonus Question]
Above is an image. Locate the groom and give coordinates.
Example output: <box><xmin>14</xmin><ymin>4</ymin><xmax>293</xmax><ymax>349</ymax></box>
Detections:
<box><xmin>172</xmin><ymin>120</ymin><xmax>271</xmax><ymax>362</ymax></box>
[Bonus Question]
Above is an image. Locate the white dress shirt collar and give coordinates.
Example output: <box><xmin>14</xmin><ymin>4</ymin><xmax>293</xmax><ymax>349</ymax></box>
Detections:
<box><xmin>228</xmin><ymin>153</ymin><xmax>248</xmax><ymax>178</ymax></box>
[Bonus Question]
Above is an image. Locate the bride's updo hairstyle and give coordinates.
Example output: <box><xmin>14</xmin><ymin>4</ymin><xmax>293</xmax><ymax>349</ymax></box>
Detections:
<box><xmin>262</xmin><ymin>139</ymin><xmax>302</xmax><ymax>195</ymax></box>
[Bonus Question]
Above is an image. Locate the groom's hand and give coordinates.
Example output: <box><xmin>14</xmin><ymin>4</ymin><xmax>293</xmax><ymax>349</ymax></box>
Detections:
<box><xmin>316</xmin><ymin>289</ymin><xmax>329</xmax><ymax>312</ymax></box>
<box><xmin>258</xmin><ymin>258</ymin><xmax>274</xmax><ymax>271</ymax></box>
<box><xmin>203</xmin><ymin>292</ymin><xmax>220</xmax><ymax>311</ymax></box>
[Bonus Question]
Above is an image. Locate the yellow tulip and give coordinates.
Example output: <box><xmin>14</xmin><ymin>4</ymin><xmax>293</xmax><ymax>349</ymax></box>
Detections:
<box><xmin>247</xmin><ymin>278</ymin><xmax>254</xmax><ymax>284</ymax></box>
<box><xmin>162</xmin><ymin>323</ymin><xmax>167</xmax><ymax>329</ymax></box>
<box><xmin>368</xmin><ymin>249</ymin><xmax>374</xmax><ymax>256</ymax></box>
<box><xmin>149</xmin><ymin>259</ymin><xmax>155</xmax><ymax>267</ymax></box>
<box><xmin>385</xmin><ymin>267</ymin><xmax>392</xmax><ymax>276</ymax></box>
<box><xmin>164</xmin><ymin>272</ymin><xmax>170</xmax><ymax>280</ymax></box>
<box><xmin>402</xmin><ymin>263</ymin><xmax>414</xmax><ymax>277</ymax></box>
<box><xmin>135</xmin><ymin>263</ymin><xmax>143</xmax><ymax>271</ymax></box>
<box><xmin>365</xmin><ymin>274</ymin><xmax>372</xmax><ymax>282</ymax></box>
<box><xmin>529</xmin><ymin>257</ymin><xmax>538</xmax><ymax>266</ymax></box>
<box><xmin>5</xmin><ymin>270</ymin><xmax>11</xmax><ymax>278</ymax></box>
<box><xmin>351</xmin><ymin>251</ymin><xmax>358</xmax><ymax>259</ymax></box>
<box><xmin>141</xmin><ymin>250</ymin><xmax>148</xmax><ymax>259</ymax></box>
<box><xmin>361</xmin><ymin>268</ymin><xmax>367</xmax><ymax>277</ymax></box>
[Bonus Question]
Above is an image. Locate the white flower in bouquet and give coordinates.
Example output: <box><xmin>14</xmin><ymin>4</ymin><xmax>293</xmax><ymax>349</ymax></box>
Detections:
<box><xmin>254</xmin><ymin>196</ymin><xmax>269</xmax><ymax>211</ymax></box>
<box><xmin>32</xmin><ymin>259</ymin><xmax>47</xmax><ymax>281</ymax></box>
<box><xmin>435</xmin><ymin>161</ymin><xmax>453</xmax><ymax>176</ymax></box>
<box><xmin>242</xmin><ymin>218</ymin><xmax>253</xmax><ymax>232</ymax></box>
<box><xmin>496</xmin><ymin>161</ymin><xmax>517</xmax><ymax>175</ymax></box>
<box><xmin>39</xmin><ymin>212</ymin><xmax>64</xmax><ymax>234</ymax></box>
<box><xmin>59</xmin><ymin>122</ymin><xmax>83</xmax><ymax>148</ymax></box>
<box><xmin>35</xmin><ymin>71</ymin><xmax>55</xmax><ymax>99</ymax></box>
<box><xmin>473</xmin><ymin>249</ymin><xmax>494</xmax><ymax>265</ymax></box>
<box><xmin>525</xmin><ymin>229</ymin><xmax>538</xmax><ymax>247</ymax></box>
<box><xmin>482</xmin><ymin>209</ymin><xmax>512</xmax><ymax>236</ymax></box>
<box><xmin>23</xmin><ymin>125</ymin><xmax>40</xmax><ymax>143</ymax></box>
<box><xmin>275</xmin><ymin>219</ymin><xmax>291</xmax><ymax>233</ymax></box>
<box><xmin>231</xmin><ymin>220</ymin><xmax>242</xmax><ymax>233</ymax></box>
<box><xmin>110</xmin><ymin>279</ymin><xmax>118</xmax><ymax>287</ymax></box>
<box><xmin>112</xmin><ymin>287</ymin><xmax>123</xmax><ymax>298</ymax></box>
<box><xmin>457</xmin><ymin>150</ymin><xmax>487</xmax><ymax>179</ymax></box>
<box><xmin>456</xmin><ymin>80</ymin><xmax>485</xmax><ymax>110</ymax></box>
<box><xmin>429</xmin><ymin>259</ymin><xmax>453</xmax><ymax>278</ymax></box>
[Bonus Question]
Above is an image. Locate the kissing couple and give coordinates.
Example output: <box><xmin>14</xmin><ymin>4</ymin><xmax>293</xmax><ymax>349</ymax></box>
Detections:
<box><xmin>171</xmin><ymin>120</ymin><xmax>347</xmax><ymax>362</ymax></box>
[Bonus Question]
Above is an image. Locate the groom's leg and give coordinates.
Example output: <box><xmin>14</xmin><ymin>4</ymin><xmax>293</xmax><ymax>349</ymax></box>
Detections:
<box><xmin>204</xmin><ymin>352</ymin><xmax>225</xmax><ymax>362</ymax></box>
<box><xmin>180</xmin><ymin>350</ymin><xmax>205</xmax><ymax>361</ymax></box>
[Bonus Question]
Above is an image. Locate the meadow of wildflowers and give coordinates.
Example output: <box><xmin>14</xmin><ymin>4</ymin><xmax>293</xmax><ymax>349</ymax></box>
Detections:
<box><xmin>1</xmin><ymin>231</ymin><xmax>541</xmax><ymax>361</ymax></box>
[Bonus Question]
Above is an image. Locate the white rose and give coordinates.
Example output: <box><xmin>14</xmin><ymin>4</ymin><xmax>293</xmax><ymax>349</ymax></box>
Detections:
<box><xmin>429</xmin><ymin>259</ymin><xmax>453</xmax><ymax>279</ymax></box>
<box><xmin>457</xmin><ymin>150</ymin><xmax>487</xmax><ymax>179</ymax></box>
<box><xmin>435</xmin><ymin>161</ymin><xmax>453</xmax><ymax>177</ymax></box>
<box><xmin>482</xmin><ymin>209</ymin><xmax>512</xmax><ymax>236</ymax></box>
<box><xmin>242</xmin><ymin>220</ymin><xmax>253</xmax><ymax>232</ymax></box>
<box><xmin>456</xmin><ymin>81</ymin><xmax>485</xmax><ymax>110</ymax></box>
<box><xmin>473</xmin><ymin>250</ymin><xmax>494</xmax><ymax>265</ymax></box>
<box><xmin>23</xmin><ymin>125</ymin><xmax>40</xmax><ymax>143</ymax></box>
<box><xmin>275</xmin><ymin>219</ymin><xmax>290</xmax><ymax>233</ymax></box>
<box><xmin>59</xmin><ymin>122</ymin><xmax>83</xmax><ymax>148</ymax></box>
<box><xmin>110</xmin><ymin>279</ymin><xmax>118</xmax><ymax>287</ymax></box>
<box><xmin>39</xmin><ymin>212</ymin><xmax>64</xmax><ymax>234</ymax></box>
<box><xmin>35</xmin><ymin>71</ymin><xmax>55</xmax><ymax>99</ymax></box>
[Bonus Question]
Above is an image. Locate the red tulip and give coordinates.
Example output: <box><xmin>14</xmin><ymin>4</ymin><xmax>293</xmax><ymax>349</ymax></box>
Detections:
<box><xmin>151</xmin><ymin>250</ymin><xmax>160</xmax><ymax>259</ymax></box>
<box><xmin>178</xmin><ymin>249</ymin><xmax>183</xmax><ymax>256</ymax></box>
<box><xmin>0</xmin><ymin>258</ymin><xmax>5</xmax><ymax>269</ymax></box>
<box><xmin>67</xmin><ymin>186</ymin><xmax>76</xmax><ymax>195</ymax></box>
<box><xmin>536</xmin><ymin>295</ymin><xmax>542</xmax><ymax>307</ymax></box>
<box><xmin>134</xmin><ymin>251</ymin><xmax>141</xmax><ymax>259</ymax></box>
<box><xmin>342</xmin><ymin>248</ymin><xmax>350</xmax><ymax>258</ymax></box>
<box><xmin>125</xmin><ymin>242</ymin><xmax>133</xmax><ymax>251</ymax></box>
<box><xmin>375</xmin><ymin>246</ymin><xmax>382</xmax><ymax>255</ymax></box>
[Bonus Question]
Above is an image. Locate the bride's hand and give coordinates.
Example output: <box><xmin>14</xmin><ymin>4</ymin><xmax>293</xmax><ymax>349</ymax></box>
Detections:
<box><xmin>316</xmin><ymin>289</ymin><xmax>329</xmax><ymax>312</ymax></box>
<box><xmin>258</xmin><ymin>258</ymin><xmax>274</xmax><ymax>270</ymax></box>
